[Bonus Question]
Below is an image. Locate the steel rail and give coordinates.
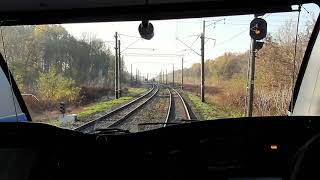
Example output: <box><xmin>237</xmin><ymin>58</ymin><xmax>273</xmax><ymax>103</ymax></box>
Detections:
<box><xmin>108</xmin><ymin>84</ymin><xmax>159</xmax><ymax>128</ymax></box>
<box><xmin>164</xmin><ymin>86</ymin><xmax>173</xmax><ymax>127</ymax></box>
<box><xmin>171</xmin><ymin>87</ymin><xmax>191</xmax><ymax>120</ymax></box>
<box><xmin>74</xmin><ymin>84</ymin><xmax>156</xmax><ymax>132</ymax></box>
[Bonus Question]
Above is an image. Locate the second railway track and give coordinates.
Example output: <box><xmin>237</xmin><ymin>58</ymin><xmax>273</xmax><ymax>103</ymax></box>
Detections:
<box><xmin>165</xmin><ymin>87</ymin><xmax>192</xmax><ymax>125</ymax></box>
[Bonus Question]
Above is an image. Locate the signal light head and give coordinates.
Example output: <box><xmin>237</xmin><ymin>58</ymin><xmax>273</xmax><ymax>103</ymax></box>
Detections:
<box><xmin>59</xmin><ymin>102</ymin><xmax>66</xmax><ymax>114</ymax></box>
<box><xmin>270</xmin><ymin>144</ymin><xmax>278</xmax><ymax>150</ymax></box>
<box><xmin>250</xmin><ymin>18</ymin><xmax>267</xmax><ymax>40</ymax></box>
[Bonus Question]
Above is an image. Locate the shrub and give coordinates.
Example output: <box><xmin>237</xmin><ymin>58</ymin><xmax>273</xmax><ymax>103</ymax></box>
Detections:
<box><xmin>37</xmin><ymin>68</ymin><xmax>80</xmax><ymax>107</ymax></box>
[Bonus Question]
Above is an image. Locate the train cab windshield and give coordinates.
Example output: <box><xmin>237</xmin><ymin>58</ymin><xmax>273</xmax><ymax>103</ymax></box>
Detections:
<box><xmin>1</xmin><ymin>3</ymin><xmax>319</xmax><ymax>133</ymax></box>
<box><xmin>0</xmin><ymin>1</ymin><xmax>320</xmax><ymax>180</ymax></box>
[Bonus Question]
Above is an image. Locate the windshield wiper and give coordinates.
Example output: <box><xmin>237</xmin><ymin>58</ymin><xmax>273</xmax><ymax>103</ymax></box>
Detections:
<box><xmin>138</xmin><ymin>122</ymin><xmax>180</xmax><ymax>126</ymax></box>
<box><xmin>179</xmin><ymin>119</ymin><xmax>199</xmax><ymax>122</ymax></box>
<box><xmin>91</xmin><ymin>128</ymin><xmax>130</xmax><ymax>135</ymax></box>
<box><xmin>138</xmin><ymin>120</ymin><xmax>199</xmax><ymax>127</ymax></box>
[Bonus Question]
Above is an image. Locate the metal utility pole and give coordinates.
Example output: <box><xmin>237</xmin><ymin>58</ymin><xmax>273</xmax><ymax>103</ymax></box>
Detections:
<box><xmin>246</xmin><ymin>14</ymin><xmax>259</xmax><ymax>117</ymax></box>
<box><xmin>173</xmin><ymin>64</ymin><xmax>175</xmax><ymax>87</ymax></box>
<box><xmin>181</xmin><ymin>57</ymin><xmax>184</xmax><ymax>90</ymax></box>
<box><xmin>166</xmin><ymin>69</ymin><xmax>168</xmax><ymax>84</ymax></box>
<box><xmin>147</xmin><ymin>73</ymin><xmax>149</xmax><ymax>82</ymax></box>
<box><xmin>118</xmin><ymin>40</ymin><xmax>121</xmax><ymax>97</ymax></box>
<box><xmin>200</xmin><ymin>21</ymin><xmax>205</xmax><ymax>102</ymax></box>
<box><xmin>246</xmin><ymin>38</ymin><xmax>256</xmax><ymax>116</ymax></box>
<box><xmin>131</xmin><ymin>64</ymin><xmax>133</xmax><ymax>83</ymax></box>
<box><xmin>176</xmin><ymin>19</ymin><xmax>221</xmax><ymax>102</ymax></box>
<box><xmin>162</xmin><ymin>71</ymin><xmax>165</xmax><ymax>84</ymax></box>
<box><xmin>114</xmin><ymin>32</ymin><xmax>119</xmax><ymax>99</ymax></box>
<box><xmin>136</xmin><ymin>69</ymin><xmax>138</xmax><ymax>83</ymax></box>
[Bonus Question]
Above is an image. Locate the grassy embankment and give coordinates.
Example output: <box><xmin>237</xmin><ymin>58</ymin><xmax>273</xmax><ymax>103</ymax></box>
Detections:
<box><xmin>47</xmin><ymin>87</ymin><xmax>147</xmax><ymax>126</ymax></box>
<box><xmin>77</xmin><ymin>87</ymin><xmax>147</xmax><ymax>118</ymax></box>
<box><xmin>185</xmin><ymin>92</ymin><xmax>241</xmax><ymax>120</ymax></box>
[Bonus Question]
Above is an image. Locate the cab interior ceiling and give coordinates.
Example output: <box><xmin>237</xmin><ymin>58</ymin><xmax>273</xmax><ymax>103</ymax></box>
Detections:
<box><xmin>0</xmin><ymin>0</ymin><xmax>317</xmax><ymax>26</ymax></box>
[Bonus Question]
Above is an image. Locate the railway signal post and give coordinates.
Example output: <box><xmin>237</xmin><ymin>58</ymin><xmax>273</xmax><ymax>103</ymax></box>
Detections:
<box><xmin>246</xmin><ymin>15</ymin><xmax>267</xmax><ymax>117</ymax></box>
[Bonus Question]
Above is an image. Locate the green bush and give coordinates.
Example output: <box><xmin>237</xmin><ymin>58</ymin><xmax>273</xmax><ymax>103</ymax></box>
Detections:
<box><xmin>37</xmin><ymin>68</ymin><xmax>80</xmax><ymax>107</ymax></box>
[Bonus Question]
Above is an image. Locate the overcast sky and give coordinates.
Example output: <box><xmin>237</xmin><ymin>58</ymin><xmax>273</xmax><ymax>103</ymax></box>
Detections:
<box><xmin>63</xmin><ymin>4</ymin><xmax>319</xmax><ymax>78</ymax></box>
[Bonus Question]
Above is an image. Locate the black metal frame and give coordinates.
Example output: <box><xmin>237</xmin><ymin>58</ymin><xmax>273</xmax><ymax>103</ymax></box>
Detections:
<box><xmin>0</xmin><ymin>1</ymin><xmax>306</xmax><ymax>26</ymax></box>
<box><xmin>0</xmin><ymin>0</ymin><xmax>318</xmax><ymax>121</ymax></box>
<box><xmin>0</xmin><ymin>53</ymin><xmax>31</xmax><ymax>121</ymax></box>
<box><xmin>290</xmin><ymin>14</ymin><xmax>320</xmax><ymax>112</ymax></box>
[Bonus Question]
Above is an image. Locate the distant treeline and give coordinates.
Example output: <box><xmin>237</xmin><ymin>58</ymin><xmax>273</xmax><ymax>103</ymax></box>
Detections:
<box><xmin>0</xmin><ymin>25</ymin><xmax>128</xmax><ymax>107</ymax></box>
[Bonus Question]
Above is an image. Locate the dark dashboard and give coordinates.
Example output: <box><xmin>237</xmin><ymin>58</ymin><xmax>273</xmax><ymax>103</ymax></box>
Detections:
<box><xmin>0</xmin><ymin>116</ymin><xmax>319</xmax><ymax>180</ymax></box>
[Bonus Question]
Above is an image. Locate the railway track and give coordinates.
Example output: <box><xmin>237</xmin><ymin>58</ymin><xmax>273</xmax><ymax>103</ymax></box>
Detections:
<box><xmin>130</xmin><ymin>85</ymin><xmax>196</xmax><ymax>131</ymax></box>
<box><xmin>74</xmin><ymin>84</ymin><xmax>159</xmax><ymax>132</ymax></box>
<box><xmin>74</xmin><ymin>84</ymin><xmax>196</xmax><ymax>133</ymax></box>
<box><xmin>118</xmin><ymin>84</ymin><xmax>169</xmax><ymax>132</ymax></box>
<box><xmin>165</xmin><ymin>87</ymin><xmax>192</xmax><ymax>126</ymax></box>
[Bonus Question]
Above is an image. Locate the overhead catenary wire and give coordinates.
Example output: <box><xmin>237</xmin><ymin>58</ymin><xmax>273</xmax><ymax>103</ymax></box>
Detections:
<box><xmin>205</xmin><ymin>18</ymin><xmax>225</xmax><ymax>28</ymax></box>
<box><xmin>190</xmin><ymin>34</ymin><xmax>201</xmax><ymax>48</ymax></box>
<box><xmin>125</xmin><ymin>48</ymin><xmax>157</xmax><ymax>51</ymax></box>
<box><xmin>212</xmin><ymin>12</ymin><xmax>311</xmax><ymax>48</ymax></box>
<box><xmin>176</xmin><ymin>37</ymin><xmax>201</xmax><ymax>56</ymax></box>
<box><xmin>118</xmin><ymin>33</ymin><xmax>142</xmax><ymax>39</ymax></box>
<box><xmin>122</xmin><ymin>53</ymin><xmax>184</xmax><ymax>57</ymax></box>
<box><xmin>214</xmin><ymin>28</ymin><xmax>247</xmax><ymax>47</ymax></box>
<box><xmin>120</xmin><ymin>38</ymin><xmax>142</xmax><ymax>53</ymax></box>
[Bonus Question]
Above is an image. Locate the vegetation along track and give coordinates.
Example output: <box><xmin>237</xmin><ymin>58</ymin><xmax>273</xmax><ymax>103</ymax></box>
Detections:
<box><xmin>74</xmin><ymin>84</ymin><xmax>159</xmax><ymax>133</ymax></box>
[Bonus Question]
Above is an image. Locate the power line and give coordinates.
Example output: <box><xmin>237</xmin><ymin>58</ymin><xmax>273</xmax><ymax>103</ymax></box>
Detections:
<box><xmin>206</xmin><ymin>18</ymin><xmax>225</xmax><ymax>28</ymax></box>
<box><xmin>177</xmin><ymin>18</ymin><xmax>227</xmax><ymax>24</ymax></box>
<box><xmin>190</xmin><ymin>34</ymin><xmax>201</xmax><ymax>48</ymax></box>
<box><xmin>176</xmin><ymin>37</ymin><xmax>201</xmax><ymax>56</ymax></box>
<box><xmin>122</xmin><ymin>53</ymin><xmax>183</xmax><ymax>57</ymax></box>
<box><xmin>128</xmin><ymin>61</ymin><xmax>180</xmax><ymax>64</ymax></box>
<box><xmin>125</xmin><ymin>48</ymin><xmax>157</xmax><ymax>51</ymax></box>
<box><xmin>213</xmin><ymin>12</ymin><xmax>304</xmax><ymax>48</ymax></box>
<box><xmin>214</xmin><ymin>28</ymin><xmax>247</xmax><ymax>47</ymax></box>
<box><xmin>120</xmin><ymin>38</ymin><xmax>141</xmax><ymax>53</ymax></box>
<box><xmin>118</xmin><ymin>33</ymin><xmax>142</xmax><ymax>39</ymax></box>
